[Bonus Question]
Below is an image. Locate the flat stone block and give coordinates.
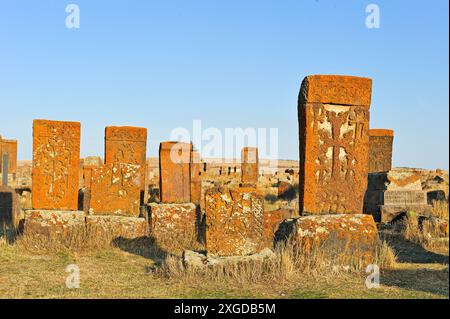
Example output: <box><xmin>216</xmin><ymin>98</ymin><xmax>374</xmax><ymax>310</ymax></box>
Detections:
<box><xmin>149</xmin><ymin>202</ymin><xmax>198</xmax><ymax>245</ymax></box>
<box><xmin>365</xmin><ymin>190</ymin><xmax>427</xmax><ymax>206</ymax></box>
<box><xmin>23</xmin><ymin>210</ymin><xmax>86</xmax><ymax>237</ymax></box>
<box><xmin>276</xmin><ymin>214</ymin><xmax>379</xmax><ymax>264</ymax></box>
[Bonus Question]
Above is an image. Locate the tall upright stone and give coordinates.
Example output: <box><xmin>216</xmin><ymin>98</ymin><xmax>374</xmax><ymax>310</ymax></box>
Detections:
<box><xmin>298</xmin><ymin>75</ymin><xmax>372</xmax><ymax>214</ymax></box>
<box><xmin>104</xmin><ymin>126</ymin><xmax>147</xmax><ymax>198</ymax></box>
<box><xmin>159</xmin><ymin>142</ymin><xmax>192</xmax><ymax>203</ymax></box>
<box><xmin>32</xmin><ymin>119</ymin><xmax>80</xmax><ymax>210</ymax></box>
<box><xmin>369</xmin><ymin>129</ymin><xmax>394</xmax><ymax>173</ymax></box>
<box><xmin>241</xmin><ymin>147</ymin><xmax>258</xmax><ymax>185</ymax></box>
<box><xmin>0</xmin><ymin>139</ymin><xmax>18</xmax><ymax>175</ymax></box>
<box><xmin>190</xmin><ymin>150</ymin><xmax>202</xmax><ymax>205</ymax></box>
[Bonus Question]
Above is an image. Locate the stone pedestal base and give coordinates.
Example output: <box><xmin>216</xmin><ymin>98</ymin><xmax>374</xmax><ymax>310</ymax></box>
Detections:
<box><xmin>148</xmin><ymin>203</ymin><xmax>198</xmax><ymax>249</ymax></box>
<box><xmin>276</xmin><ymin>214</ymin><xmax>379</xmax><ymax>265</ymax></box>
<box><xmin>23</xmin><ymin>210</ymin><xmax>86</xmax><ymax>237</ymax></box>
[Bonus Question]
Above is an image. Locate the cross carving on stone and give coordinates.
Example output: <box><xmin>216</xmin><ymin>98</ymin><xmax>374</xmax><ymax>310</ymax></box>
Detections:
<box><xmin>319</xmin><ymin>111</ymin><xmax>354</xmax><ymax>180</ymax></box>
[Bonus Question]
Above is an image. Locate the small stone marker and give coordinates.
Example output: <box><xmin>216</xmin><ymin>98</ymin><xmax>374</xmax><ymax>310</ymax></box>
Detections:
<box><xmin>369</xmin><ymin>129</ymin><xmax>394</xmax><ymax>173</ymax></box>
<box><xmin>205</xmin><ymin>187</ymin><xmax>264</xmax><ymax>256</ymax></box>
<box><xmin>241</xmin><ymin>147</ymin><xmax>259</xmax><ymax>185</ymax></box>
<box><xmin>298</xmin><ymin>75</ymin><xmax>372</xmax><ymax>214</ymax></box>
<box><xmin>32</xmin><ymin>119</ymin><xmax>81</xmax><ymax>210</ymax></box>
<box><xmin>159</xmin><ymin>142</ymin><xmax>192</xmax><ymax>203</ymax></box>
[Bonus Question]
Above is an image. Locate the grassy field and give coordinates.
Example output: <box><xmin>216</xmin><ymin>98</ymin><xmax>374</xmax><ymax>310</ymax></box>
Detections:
<box><xmin>0</xmin><ymin>233</ymin><xmax>448</xmax><ymax>299</ymax></box>
<box><xmin>1</xmin><ymin>201</ymin><xmax>448</xmax><ymax>299</ymax></box>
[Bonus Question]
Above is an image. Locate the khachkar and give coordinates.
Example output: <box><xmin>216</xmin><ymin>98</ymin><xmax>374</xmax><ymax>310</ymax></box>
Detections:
<box><xmin>159</xmin><ymin>141</ymin><xmax>192</xmax><ymax>203</ymax></box>
<box><xmin>32</xmin><ymin>119</ymin><xmax>81</xmax><ymax>210</ymax></box>
<box><xmin>149</xmin><ymin>141</ymin><xmax>197</xmax><ymax>251</ymax></box>
<box><xmin>104</xmin><ymin>126</ymin><xmax>147</xmax><ymax>201</ymax></box>
<box><xmin>369</xmin><ymin>129</ymin><xmax>394</xmax><ymax>173</ymax></box>
<box><xmin>241</xmin><ymin>147</ymin><xmax>258</xmax><ymax>185</ymax></box>
<box><xmin>25</xmin><ymin>120</ymin><xmax>86</xmax><ymax>238</ymax></box>
<box><xmin>298</xmin><ymin>75</ymin><xmax>372</xmax><ymax>214</ymax></box>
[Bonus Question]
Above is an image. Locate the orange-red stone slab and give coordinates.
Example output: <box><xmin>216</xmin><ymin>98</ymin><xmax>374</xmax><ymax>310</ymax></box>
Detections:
<box><xmin>205</xmin><ymin>187</ymin><xmax>264</xmax><ymax>256</ymax></box>
<box><xmin>241</xmin><ymin>147</ymin><xmax>258</xmax><ymax>185</ymax></box>
<box><xmin>159</xmin><ymin>142</ymin><xmax>192</xmax><ymax>203</ymax></box>
<box><xmin>104</xmin><ymin>126</ymin><xmax>147</xmax><ymax>191</ymax></box>
<box><xmin>32</xmin><ymin>120</ymin><xmax>81</xmax><ymax>210</ymax></box>
<box><xmin>369</xmin><ymin>129</ymin><xmax>394</xmax><ymax>173</ymax></box>
<box><xmin>0</xmin><ymin>139</ymin><xmax>18</xmax><ymax>174</ymax></box>
<box><xmin>298</xmin><ymin>75</ymin><xmax>372</xmax><ymax>215</ymax></box>
<box><xmin>89</xmin><ymin>163</ymin><xmax>141</xmax><ymax>216</ymax></box>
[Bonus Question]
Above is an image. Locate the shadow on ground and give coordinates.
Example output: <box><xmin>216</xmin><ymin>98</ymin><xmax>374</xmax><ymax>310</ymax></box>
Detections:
<box><xmin>382</xmin><ymin>267</ymin><xmax>449</xmax><ymax>297</ymax></box>
<box><xmin>112</xmin><ymin>236</ymin><xmax>170</xmax><ymax>269</ymax></box>
<box><xmin>382</xmin><ymin>233</ymin><xmax>449</xmax><ymax>264</ymax></box>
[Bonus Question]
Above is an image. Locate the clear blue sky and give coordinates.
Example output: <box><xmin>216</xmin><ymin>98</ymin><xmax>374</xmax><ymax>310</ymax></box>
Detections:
<box><xmin>0</xmin><ymin>0</ymin><xmax>448</xmax><ymax>169</ymax></box>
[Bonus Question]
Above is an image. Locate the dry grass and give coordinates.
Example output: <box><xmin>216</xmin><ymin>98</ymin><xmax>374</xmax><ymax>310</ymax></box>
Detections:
<box><xmin>430</xmin><ymin>200</ymin><xmax>449</xmax><ymax>220</ymax></box>
<box><xmin>153</xmin><ymin>237</ymin><xmax>398</xmax><ymax>287</ymax></box>
<box><xmin>1</xmin><ymin>225</ymin><xmax>448</xmax><ymax>299</ymax></box>
<box><xmin>398</xmin><ymin>209</ymin><xmax>449</xmax><ymax>249</ymax></box>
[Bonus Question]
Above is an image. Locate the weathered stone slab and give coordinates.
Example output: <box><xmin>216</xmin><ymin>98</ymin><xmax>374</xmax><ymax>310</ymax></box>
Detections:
<box><xmin>365</xmin><ymin>190</ymin><xmax>427</xmax><ymax>206</ymax></box>
<box><xmin>0</xmin><ymin>139</ymin><xmax>18</xmax><ymax>174</ymax></box>
<box><xmin>276</xmin><ymin>214</ymin><xmax>378</xmax><ymax>263</ymax></box>
<box><xmin>369</xmin><ymin>129</ymin><xmax>394</xmax><ymax>173</ymax></box>
<box><xmin>298</xmin><ymin>75</ymin><xmax>371</xmax><ymax>215</ymax></box>
<box><xmin>86</xmin><ymin>215</ymin><xmax>147</xmax><ymax>239</ymax></box>
<box><xmin>263</xmin><ymin>209</ymin><xmax>294</xmax><ymax>245</ymax></box>
<box><xmin>32</xmin><ymin>120</ymin><xmax>80</xmax><ymax>210</ymax></box>
<box><xmin>148</xmin><ymin>202</ymin><xmax>197</xmax><ymax>247</ymax></box>
<box><xmin>190</xmin><ymin>150</ymin><xmax>202</xmax><ymax>205</ymax></box>
<box><xmin>368</xmin><ymin>169</ymin><xmax>422</xmax><ymax>191</ymax></box>
<box><xmin>104</xmin><ymin>126</ymin><xmax>147</xmax><ymax>192</ymax></box>
<box><xmin>205</xmin><ymin>187</ymin><xmax>264</xmax><ymax>256</ymax></box>
<box><xmin>159</xmin><ymin>142</ymin><xmax>192</xmax><ymax>203</ymax></box>
<box><xmin>23</xmin><ymin>210</ymin><xmax>85</xmax><ymax>237</ymax></box>
<box><xmin>0</xmin><ymin>185</ymin><xmax>21</xmax><ymax>227</ymax></box>
<box><xmin>365</xmin><ymin>169</ymin><xmax>432</xmax><ymax>223</ymax></box>
<box><xmin>89</xmin><ymin>163</ymin><xmax>141</xmax><ymax>216</ymax></box>
<box><xmin>241</xmin><ymin>147</ymin><xmax>258</xmax><ymax>185</ymax></box>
